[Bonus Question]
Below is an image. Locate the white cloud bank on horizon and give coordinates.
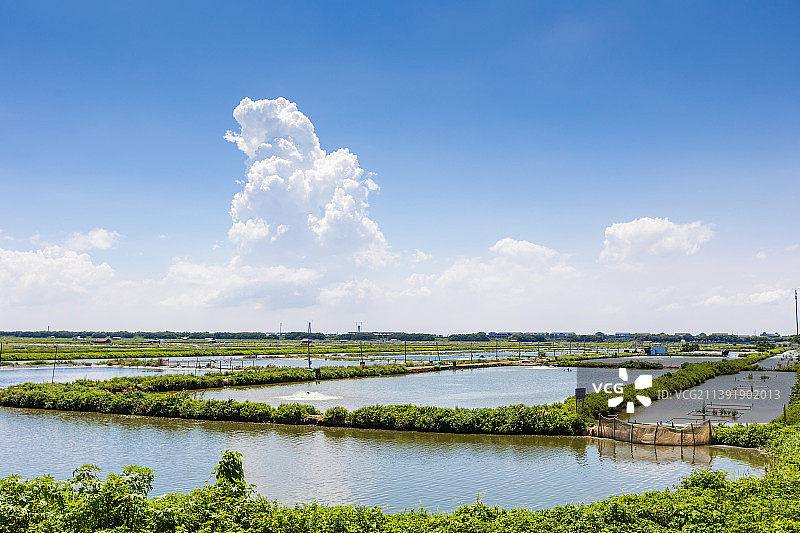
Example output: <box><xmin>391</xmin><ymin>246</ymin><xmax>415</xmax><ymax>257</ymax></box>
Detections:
<box><xmin>0</xmin><ymin>228</ymin><xmax>119</xmax><ymax>308</ymax></box>
<box><xmin>600</xmin><ymin>217</ymin><xmax>714</xmax><ymax>263</ymax></box>
<box><xmin>0</xmin><ymin>245</ymin><xmax>114</xmax><ymax>306</ymax></box>
<box><xmin>319</xmin><ymin>237</ymin><xmax>578</xmax><ymax>321</ymax></box>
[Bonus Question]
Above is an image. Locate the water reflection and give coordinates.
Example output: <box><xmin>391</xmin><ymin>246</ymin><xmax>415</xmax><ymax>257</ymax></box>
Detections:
<box><xmin>0</xmin><ymin>407</ymin><xmax>768</xmax><ymax>512</ymax></box>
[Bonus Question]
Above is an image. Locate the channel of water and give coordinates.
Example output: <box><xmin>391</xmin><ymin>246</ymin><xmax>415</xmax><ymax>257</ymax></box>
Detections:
<box><xmin>0</xmin><ymin>406</ymin><xmax>769</xmax><ymax>512</ymax></box>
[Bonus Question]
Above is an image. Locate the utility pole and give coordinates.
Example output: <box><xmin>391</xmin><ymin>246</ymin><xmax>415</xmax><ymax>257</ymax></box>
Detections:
<box><xmin>795</xmin><ymin>289</ymin><xmax>799</xmax><ymax>337</ymax></box>
<box><xmin>51</xmin><ymin>343</ymin><xmax>58</xmax><ymax>383</ymax></box>
<box><xmin>307</xmin><ymin>321</ymin><xmax>312</xmax><ymax>369</ymax></box>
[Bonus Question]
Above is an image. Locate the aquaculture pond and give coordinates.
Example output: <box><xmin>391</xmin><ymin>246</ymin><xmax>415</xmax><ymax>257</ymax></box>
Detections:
<box><xmin>192</xmin><ymin>365</ymin><xmax>672</xmax><ymax>411</ymax></box>
<box><xmin>619</xmin><ymin>368</ymin><xmax>796</xmax><ymax>425</ymax></box>
<box><xmin>0</xmin><ymin>406</ymin><xmax>768</xmax><ymax>513</ymax></box>
<box><xmin>0</xmin><ymin>358</ymin><xmax>358</xmax><ymax>388</ymax></box>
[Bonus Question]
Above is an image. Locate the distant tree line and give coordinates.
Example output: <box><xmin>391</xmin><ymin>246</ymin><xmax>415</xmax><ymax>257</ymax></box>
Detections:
<box><xmin>1</xmin><ymin>330</ymin><xmax>796</xmax><ymax>344</ymax></box>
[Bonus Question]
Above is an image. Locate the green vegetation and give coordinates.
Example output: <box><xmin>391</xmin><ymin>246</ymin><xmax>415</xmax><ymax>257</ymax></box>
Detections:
<box><xmin>555</xmin><ymin>359</ymin><xmax>662</xmax><ymax>369</ymax></box>
<box><xmin>0</xmin><ymin>383</ymin><xmax>585</xmax><ymax>436</ymax></box>
<box><xmin>99</xmin><ymin>358</ymin><xmax>166</xmax><ymax>367</ymax></box>
<box><xmin>0</xmin><ymin>382</ymin><xmax>321</xmax><ymax>424</ymax></box>
<box><xmin>328</xmin><ymin>404</ymin><xmax>584</xmax><ymax>435</ymax></box>
<box><xmin>91</xmin><ymin>363</ymin><xmax>410</xmax><ymax>392</ymax></box>
<box><xmin>679</xmin><ymin>342</ymin><xmax>700</xmax><ymax>352</ymax></box>
<box><xmin>755</xmin><ymin>340</ymin><xmax>776</xmax><ymax>352</ymax></box>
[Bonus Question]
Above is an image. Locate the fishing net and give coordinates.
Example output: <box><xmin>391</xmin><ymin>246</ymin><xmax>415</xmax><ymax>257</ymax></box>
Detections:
<box><xmin>592</xmin><ymin>415</ymin><xmax>713</xmax><ymax>446</ymax></box>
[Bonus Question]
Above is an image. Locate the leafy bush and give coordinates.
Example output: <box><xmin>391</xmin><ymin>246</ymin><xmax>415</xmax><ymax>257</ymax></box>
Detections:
<box><xmin>679</xmin><ymin>468</ymin><xmax>728</xmax><ymax>490</ymax></box>
<box><xmin>343</xmin><ymin>403</ymin><xmax>585</xmax><ymax>435</ymax></box>
<box><xmin>715</xmin><ymin>423</ymin><xmax>780</xmax><ymax>448</ymax></box>
<box><xmin>321</xmin><ymin>406</ymin><xmax>348</xmax><ymax>425</ymax></box>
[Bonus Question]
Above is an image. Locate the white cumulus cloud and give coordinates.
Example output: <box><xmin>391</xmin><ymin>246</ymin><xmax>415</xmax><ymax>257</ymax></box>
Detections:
<box><xmin>0</xmin><ymin>246</ymin><xmax>114</xmax><ymax>306</ymax></box>
<box><xmin>411</xmin><ymin>249</ymin><xmax>432</xmax><ymax>263</ymax></box>
<box><xmin>224</xmin><ymin>97</ymin><xmax>389</xmax><ymax>267</ymax></box>
<box><xmin>437</xmin><ymin>238</ymin><xmax>575</xmax><ymax>296</ymax></box>
<box><xmin>748</xmin><ymin>289</ymin><xmax>791</xmax><ymax>305</ymax></box>
<box><xmin>600</xmin><ymin>217</ymin><xmax>714</xmax><ymax>263</ymax></box>
<box><xmin>64</xmin><ymin>228</ymin><xmax>121</xmax><ymax>251</ymax></box>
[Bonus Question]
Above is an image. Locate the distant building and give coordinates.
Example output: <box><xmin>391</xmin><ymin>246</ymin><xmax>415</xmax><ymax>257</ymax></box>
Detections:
<box><xmin>92</xmin><ymin>337</ymin><xmax>111</xmax><ymax>344</ymax></box>
<box><xmin>646</xmin><ymin>345</ymin><xmax>668</xmax><ymax>355</ymax></box>
<box><xmin>487</xmin><ymin>332</ymin><xmax>521</xmax><ymax>339</ymax></box>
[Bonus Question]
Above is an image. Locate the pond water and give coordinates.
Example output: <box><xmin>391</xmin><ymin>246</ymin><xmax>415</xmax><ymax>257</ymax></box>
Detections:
<box><xmin>620</xmin><ymin>368</ymin><xmax>796</xmax><ymax>425</ymax></box>
<box><xmin>193</xmin><ymin>366</ymin><xmax>673</xmax><ymax>410</ymax></box>
<box><xmin>0</xmin><ymin>406</ymin><xmax>769</xmax><ymax>512</ymax></box>
<box><xmin>0</xmin><ymin>358</ymin><xmax>356</xmax><ymax>388</ymax></box>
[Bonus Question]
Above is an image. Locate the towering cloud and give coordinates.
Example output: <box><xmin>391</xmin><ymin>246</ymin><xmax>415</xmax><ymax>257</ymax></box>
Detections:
<box><xmin>224</xmin><ymin>97</ymin><xmax>389</xmax><ymax>268</ymax></box>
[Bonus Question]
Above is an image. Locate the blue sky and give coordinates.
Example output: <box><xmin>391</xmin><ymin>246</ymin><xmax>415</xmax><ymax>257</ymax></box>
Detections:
<box><xmin>1</xmin><ymin>1</ymin><xmax>798</xmax><ymax>334</ymax></box>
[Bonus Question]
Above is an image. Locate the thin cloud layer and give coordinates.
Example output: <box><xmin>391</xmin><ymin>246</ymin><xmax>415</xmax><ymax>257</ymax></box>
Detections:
<box><xmin>64</xmin><ymin>228</ymin><xmax>121</xmax><ymax>251</ymax></box>
<box><xmin>437</xmin><ymin>238</ymin><xmax>575</xmax><ymax>296</ymax></box>
<box><xmin>161</xmin><ymin>257</ymin><xmax>320</xmax><ymax>309</ymax></box>
<box><xmin>224</xmin><ymin>97</ymin><xmax>389</xmax><ymax>267</ymax></box>
<box><xmin>600</xmin><ymin>217</ymin><xmax>714</xmax><ymax>263</ymax></box>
